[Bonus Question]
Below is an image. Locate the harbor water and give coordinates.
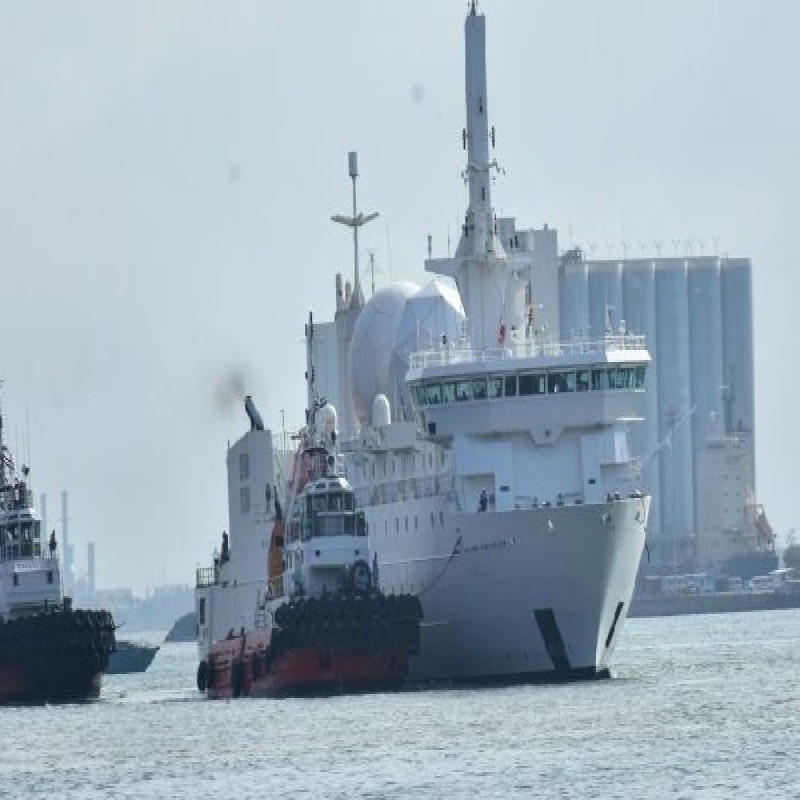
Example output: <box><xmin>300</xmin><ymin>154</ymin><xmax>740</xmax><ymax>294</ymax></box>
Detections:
<box><xmin>2</xmin><ymin>610</ymin><xmax>798</xmax><ymax>799</ymax></box>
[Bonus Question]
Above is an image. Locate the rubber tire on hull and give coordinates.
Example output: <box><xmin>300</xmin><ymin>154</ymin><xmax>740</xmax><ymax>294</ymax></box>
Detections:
<box><xmin>231</xmin><ymin>659</ymin><xmax>244</xmax><ymax>698</ymax></box>
<box><xmin>196</xmin><ymin>660</ymin><xmax>210</xmax><ymax>692</ymax></box>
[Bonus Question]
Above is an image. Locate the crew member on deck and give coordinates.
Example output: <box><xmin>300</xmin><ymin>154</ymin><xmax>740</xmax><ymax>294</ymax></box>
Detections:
<box><xmin>478</xmin><ymin>489</ymin><xmax>488</xmax><ymax>512</ymax></box>
<box><xmin>49</xmin><ymin>530</ymin><xmax>57</xmax><ymax>556</ymax></box>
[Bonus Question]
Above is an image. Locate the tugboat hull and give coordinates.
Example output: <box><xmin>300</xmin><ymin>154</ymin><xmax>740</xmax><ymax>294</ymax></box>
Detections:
<box><xmin>203</xmin><ymin>631</ymin><xmax>409</xmax><ymax>699</ymax></box>
<box><xmin>0</xmin><ymin>609</ymin><xmax>116</xmax><ymax>705</ymax></box>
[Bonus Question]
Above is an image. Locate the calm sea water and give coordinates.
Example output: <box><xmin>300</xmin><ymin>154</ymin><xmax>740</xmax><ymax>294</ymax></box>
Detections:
<box><xmin>1</xmin><ymin>610</ymin><xmax>799</xmax><ymax>799</ymax></box>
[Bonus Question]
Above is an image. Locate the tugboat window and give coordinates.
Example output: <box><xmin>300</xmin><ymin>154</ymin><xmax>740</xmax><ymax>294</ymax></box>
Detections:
<box><xmin>472</xmin><ymin>378</ymin><xmax>488</xmax><ymax>400</ymax></box>
<box><xmin>442</xmin><ymin>382</ymin><xmax>456</xmax><ymax>404</ymax></box>
<box><xmin>488</xmin><ymin>376</ymin><xmax>503</xmax><ymax>398</ymax></box>
<box><xmin>504</xmin><ymin>374</ymin><xmax>517</xmax><ymax>397</ymax></box>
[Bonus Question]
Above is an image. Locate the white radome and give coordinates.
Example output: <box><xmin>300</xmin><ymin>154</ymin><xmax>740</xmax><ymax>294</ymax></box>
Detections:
<box><xmin>348</xmin><ymin>282</ymin><xmax>419</xmax><ymax>426</ymax></box>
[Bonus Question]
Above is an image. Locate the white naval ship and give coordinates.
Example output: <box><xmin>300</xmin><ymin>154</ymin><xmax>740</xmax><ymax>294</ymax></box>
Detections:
<box><xmin>331</xmin><ymin>3</ymin><xmax>650</xmax><ymax>683</ymax></box>
<box><xmin>196</xmin><ymin>2</ymin><xmax>651</xmax><ymax>684</ymax></box>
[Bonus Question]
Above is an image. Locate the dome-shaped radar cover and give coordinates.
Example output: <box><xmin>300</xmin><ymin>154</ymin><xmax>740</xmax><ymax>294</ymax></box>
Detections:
<box><xmin>348</xmin><ymin>282</ymin><xmax>418</xmax><ymax>426</ymax></box>
<box><xmin>391</xmin><ymin>280</ymin><xmax>465</xmax><ymax>416</ymax></box>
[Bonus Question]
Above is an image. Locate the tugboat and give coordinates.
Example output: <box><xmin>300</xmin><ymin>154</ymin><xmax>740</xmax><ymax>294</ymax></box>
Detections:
<box><xmin>195</xmin><ymin>319</ymin><xmax>422</xmax><ymax>699</ymax></box>
<box><xmin>0</xmin><ymin>403</ymin><xmax>115</xmax><ymax>704</ymax></box>
<box><xmin>107</xmin><ymin>639</ymin><xmax>159</xmax><ymax>675</ymax></box>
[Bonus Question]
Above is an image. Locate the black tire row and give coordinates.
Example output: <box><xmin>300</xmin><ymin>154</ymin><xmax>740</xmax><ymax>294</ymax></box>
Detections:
<box><xmin>0</xmin><ymin>608</ymin><xmax>116</xmax><ymax>675</ymax></box>
<box><xmin>271</xmin><ymin>591</ymin><xmax>422</xmax><ymax>658</ymax></box>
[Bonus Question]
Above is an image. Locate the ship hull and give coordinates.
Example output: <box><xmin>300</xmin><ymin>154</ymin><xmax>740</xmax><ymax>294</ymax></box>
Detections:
<box><xmin>372</xmin><ymin>496</ymin><xmax>648</xmax><ymax>684</ymax></box>
<box><xmin>203</xmin><ymin>631</ymin><xmax>408</xmax><ymax>699</ymax></box>
<box><xmin>0</xmin><ymin>609</ymin><xmax>116</xmax><ymax>704</ymax></box>
<box><xmin>107</xmin><ymin>641</ymin><xmax>159</xmax><ymax>675</ymax></box>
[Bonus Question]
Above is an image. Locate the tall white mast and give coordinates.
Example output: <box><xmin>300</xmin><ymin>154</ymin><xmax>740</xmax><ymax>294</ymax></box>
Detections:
<box><xmin>332</xmin><ymin>151</ymin><xmax>380</xmax><ymax>310</ymax></box>
<box><xmin>425</xmin><ymin>3</ymin><xmax>525</xmax><ymax>351</ymax></box>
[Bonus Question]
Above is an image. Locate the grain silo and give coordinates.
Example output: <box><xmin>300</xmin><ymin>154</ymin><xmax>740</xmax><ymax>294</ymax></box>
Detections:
<box><xmin>622</xmin><ymin>259</ymin><xmax>661</xmax><ymax>544</ymax></box>
<box><xmin>687</xmin><ymin>257</ymin><xmax>725</xmax><ymax>531</ymax></box>
<box><xmin>720</xmin><ymin>257</ymin><xmax>756</xmax><ymax>484</ymax></box>
<box><xmin>655</xmin><ymin>259</ymin><xmax>694</xmax><ymax>568</ymax></box>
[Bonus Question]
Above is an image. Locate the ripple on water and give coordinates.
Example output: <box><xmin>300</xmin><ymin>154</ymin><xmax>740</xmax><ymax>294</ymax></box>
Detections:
<box><xmin>2</xmin><ymin>613</ymin><xmax>800</xmax><ymax>799</ymax></box>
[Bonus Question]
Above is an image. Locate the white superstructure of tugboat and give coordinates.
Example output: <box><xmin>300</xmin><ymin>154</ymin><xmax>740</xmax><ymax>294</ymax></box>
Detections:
<box><xmin>195</xmin><ymin>330</ymin><xmax>421</xmax><ymax>698</ymax></box>
<box><xmin>326</xmin><ymin>3</ymin><xmax>651</xmax><ymax>684</ymax></box>
<box><xmin>0</xmin><ymin>394</ymin><xmax>115</xmax><ymax>703</ymax></box>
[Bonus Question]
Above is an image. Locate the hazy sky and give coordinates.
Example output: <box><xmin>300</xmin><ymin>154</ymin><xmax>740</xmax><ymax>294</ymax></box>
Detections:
<box><xmin>1</xmin><ymin>1</ymin><xmax>798</xmax><ymax>593</ymax></box>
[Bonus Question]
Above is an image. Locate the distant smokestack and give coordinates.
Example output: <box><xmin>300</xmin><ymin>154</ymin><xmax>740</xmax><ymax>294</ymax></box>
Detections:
<box><xmin>244</xmin><ymin>395</ymin><xmax>265</xmax><ymax>431</ymax></box>
<box><xmin>61</xmin><ymin>490</ymin><xmax>72</xmax><ymax>595</ymax></box>
<box><xmin>87</xmin><ymin>541</ymin><xmax>96</xmax><ymax>601</ymax></box>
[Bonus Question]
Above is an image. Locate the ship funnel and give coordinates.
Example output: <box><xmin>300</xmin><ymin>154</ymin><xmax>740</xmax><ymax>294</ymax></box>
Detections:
<box><xmin>244</xmin><ymin>395</ymin><xmax>265</xmax><ymax>431</ymax></box>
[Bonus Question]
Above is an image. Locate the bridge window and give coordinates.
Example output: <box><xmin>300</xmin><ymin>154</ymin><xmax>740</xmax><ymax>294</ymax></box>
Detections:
<box><xmin>548</xmin><ymin>371</ymin><xmax>575</xmax><ymax>393</ymax></box>
<box><xmin>576</xmin><ymin>370</ymin><xmax>590</xmax><ymax>391</ymax></box>
<box><xmin>592</xmin><ymin>369</ymin><xmax>610</xmax><ymax>390</ymax></box>
<box><xmin>488</xmin><ymin>377</ymin><xmax>503</xmax><ymax>398</ymax></box>
<box><xmin>634</xmin><ymin>365</ymin><xmax>646</xmax><ymax>388</ymax></box>
<box><xmin>413</xmin><ymin>385</ymin><xmax>426</xmax><ymax>405</ymax></box>
<box><xmin>455</xmin><ymin>381</ymin><xmax>472</xmax><ymax>402</ymax></box>
<box><xmin>424</xmin><ymin>383</ymin><xmax>442</xmax><ymax>405</ymax></box>
<box><xmin>504</xmin><ymin>375</ymin><xmax>517</xmax><ymax>397</ymax></box>
<box><xmin>442</xmin><ymin>382</ymin><xmax>456</xmax><ymax>403</ymax></box>
<box><xmin>240</xmin><ymin>487</ymin><xmax>251</xmax><ymax>515</ymax></box>
<box><xmin>519</xmin><ymin>373</ymin><xmax>545</xmax><ymax>396</ymax></box>
<box><xmin>472</xmin><ymin>378</ymin><xmax>487</xmax><ymax>400</ymax></box>
<box><xmin>239</xmin><ymin>452</ymin><xmax>249</xmax><ymax>481</ymax></box>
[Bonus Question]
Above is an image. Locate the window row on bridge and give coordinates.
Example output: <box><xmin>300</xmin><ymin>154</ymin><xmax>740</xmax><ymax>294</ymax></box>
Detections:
<box><xmin>412</xmin><ymin>365</ymin><xmax>646</xmax><ymax>407</ymax></box>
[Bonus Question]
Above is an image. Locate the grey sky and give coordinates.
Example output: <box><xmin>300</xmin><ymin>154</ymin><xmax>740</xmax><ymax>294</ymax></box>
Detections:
<box><xmin>1</xmin><ymin>1</ymin><xmax>797</xmax><ymax>593</ymax></box>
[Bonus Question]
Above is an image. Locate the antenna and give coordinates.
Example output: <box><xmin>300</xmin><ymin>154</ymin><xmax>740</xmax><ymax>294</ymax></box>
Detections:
<box><xmin>367</xmin><ymin>250</ymin><xmax>379</xmax><ymax>297</ymax></box>
<box><xmin>331</xmin><ymin>151</ymin><xmax>379</xmax><ymax>309</ymax></box>
<box><xmin>384</xmin><ymin>218</ymin><xmax>394</xmax><ymax>283</ymax></box>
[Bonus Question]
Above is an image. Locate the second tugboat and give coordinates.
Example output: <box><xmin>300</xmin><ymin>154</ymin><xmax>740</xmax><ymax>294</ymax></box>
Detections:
<box><xmin>195</xmin><ymin>317</ymin><xmax>422</xmax><ymax>698</ymax></box>
<box><xmin>0</xmin><ymin>399</ymin><xmax>116</xmax><ymax>704</ymax></box>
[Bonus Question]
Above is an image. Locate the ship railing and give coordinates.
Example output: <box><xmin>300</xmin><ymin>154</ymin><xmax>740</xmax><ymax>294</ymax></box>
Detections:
<box><xmin>267</xmin><ymin>575</ymin><xmax>285</xmax><ymax>600</ymax></box>
<box><xmin>195</xmin><ymin>566</ymin><xmax>217</xmax><ymax>589</ymax></box>
<box><xmin>409</xmin><ymin>333</ymin><xmax>647</xmax><ymax>370</ymax></box>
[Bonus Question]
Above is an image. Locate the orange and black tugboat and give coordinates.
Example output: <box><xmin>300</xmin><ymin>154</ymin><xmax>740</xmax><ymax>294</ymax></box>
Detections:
<box><xmin>0</xmin><ymin>403</ymin><xmax>115</xmax><ymax>704</ymax></box>
<box><xmin>195</xmin><ymin>318</ymin><xmax>422</xmax><ymax>699</ymax></box>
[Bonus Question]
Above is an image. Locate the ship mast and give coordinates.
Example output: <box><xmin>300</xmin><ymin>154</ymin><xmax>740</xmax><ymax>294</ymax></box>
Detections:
<box><xmin>304</xmin><ymin>311</ymin><xmax>317</xmax><ymax>441</ymax></box>
<box><xmin>424</xmin><ymin>2</ymin><xmax>526</xmax><ymax>351</ymax></box>
<box><xmin>331</xmin><ymin>151</ymin><xmax>380</xmax><ymax>311</ymax></box>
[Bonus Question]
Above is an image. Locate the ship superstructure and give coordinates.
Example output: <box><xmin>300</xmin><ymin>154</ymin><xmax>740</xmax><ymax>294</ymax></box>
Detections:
<box><xmin>325</xmin><ymin>3</ymin><xmax>651</xmax><ymax>682</ymax></box>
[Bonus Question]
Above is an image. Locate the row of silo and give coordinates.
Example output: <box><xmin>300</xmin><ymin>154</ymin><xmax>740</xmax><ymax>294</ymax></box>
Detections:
<box><xmin>557</xmin><ymin>254</ymin><xmax>755</xmax><ymax>570</ymax></box>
